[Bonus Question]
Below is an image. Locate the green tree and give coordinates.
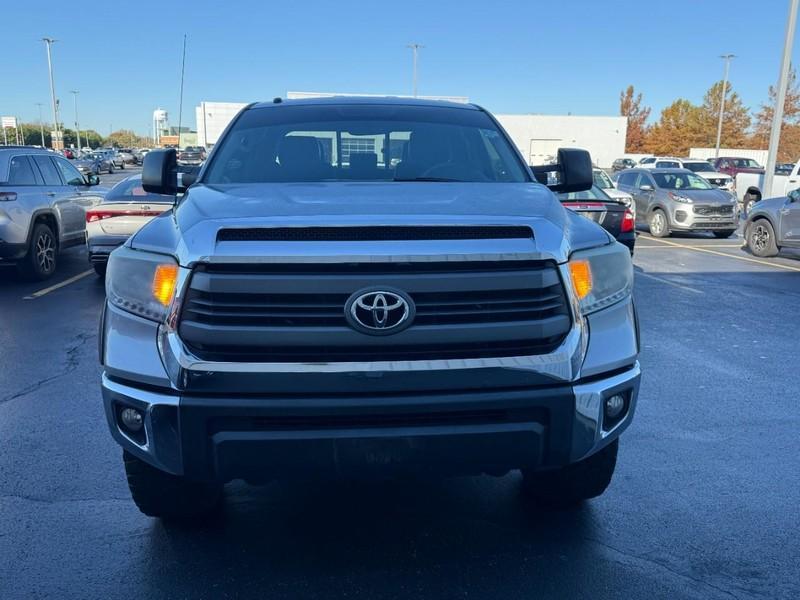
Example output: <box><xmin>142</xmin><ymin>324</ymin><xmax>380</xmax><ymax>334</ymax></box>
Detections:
<box><xmin>105</xmin><ymin>129</ymin><xmax>149</xmax><ymax>148</ymax></box>
<box><xmin>619</xmin><ymin>85</ymin><xmax>651</xmax><ymax>153</ymax></box>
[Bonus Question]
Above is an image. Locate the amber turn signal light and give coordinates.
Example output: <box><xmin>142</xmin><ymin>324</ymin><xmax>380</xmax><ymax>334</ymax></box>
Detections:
<box><xmin>569</xmin><ymin>260</ymin><xmax>593</xmax><ymax>300</ymax></box>
<box><xmin>152</xmin><ymin>264</ymin><xmax>179</xmax><ymax>307</ymax></box>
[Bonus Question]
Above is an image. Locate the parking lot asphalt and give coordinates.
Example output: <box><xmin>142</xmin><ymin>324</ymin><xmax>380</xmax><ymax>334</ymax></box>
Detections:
<box><xmin>1</xmin><ymin>220</ymin><xmax>799</xmax><ymax>599</ymax></box>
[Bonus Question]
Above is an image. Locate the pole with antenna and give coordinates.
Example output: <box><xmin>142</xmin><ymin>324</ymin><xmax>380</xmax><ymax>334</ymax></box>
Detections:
<box><xmin>407</xmin><ymin>43</ymin><xmax>424</xmax><ymax>98</ymax></box>
<box><xmin>177</xmin><ymin>34</ymin><xmax>187</xmax><ymax>150</ymax></box>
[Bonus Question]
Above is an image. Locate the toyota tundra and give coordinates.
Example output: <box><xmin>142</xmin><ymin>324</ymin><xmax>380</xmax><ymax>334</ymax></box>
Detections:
<box><xmin>99</xmin><ymin>97</ymin><xmax>640</xmax><ymax>519</ymax></box>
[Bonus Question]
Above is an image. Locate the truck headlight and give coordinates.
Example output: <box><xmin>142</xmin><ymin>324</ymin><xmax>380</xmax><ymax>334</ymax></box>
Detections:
<box><xmin>568</xmin><ymin>243</ymin><xmax>633</xmax><ymax>315</ymax></box>
<box><xmin>106</xmin><ymin>246</ymin><xmax>179</xmax><ymax>322</ymax></box>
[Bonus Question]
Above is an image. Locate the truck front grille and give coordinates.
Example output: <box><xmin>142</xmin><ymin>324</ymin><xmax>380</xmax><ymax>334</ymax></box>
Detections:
<box><xmin>178</xmin><ymin>260</ymin><xmax>572</xmax><ymax>362</ymax></box>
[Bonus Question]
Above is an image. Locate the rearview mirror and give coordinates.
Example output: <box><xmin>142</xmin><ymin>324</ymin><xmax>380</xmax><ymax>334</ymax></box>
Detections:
<box><xmin>530</xmin><ymin>148</ymin><xmax>593</xmax><ymax>193</ymax></box>
<box><xmin>142</xmin><ymin>149</ymin><xmax>178</xmax><ymax>195</ymax></box>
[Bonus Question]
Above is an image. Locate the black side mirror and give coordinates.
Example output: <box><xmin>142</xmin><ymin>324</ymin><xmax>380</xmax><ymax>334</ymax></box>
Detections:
<box><xmin>530</xmin><ymin>148</ymin><xmax>593</xmax><ymax>193</ymax></box>
<box><xmin>86</xmin><ymin>174</ymin><xmax>100</xmax><ymax>186</ymax></box>
<box><xmin>180</xmin><ymin>166</ymin><xmax>200</xmax><ymax>188</ymax></box>
<box><xmin>142</xmin><ymin>149</ymin><xmax>178</xmax><ymax>195</ymax></box>
<box><xmin>788</xmin><ymin>189</ymin><xmax>800</xmax><ymax>202</ymax></box>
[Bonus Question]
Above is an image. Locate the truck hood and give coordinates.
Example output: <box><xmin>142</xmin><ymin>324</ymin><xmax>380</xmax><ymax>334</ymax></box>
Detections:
<box><xmin>131</xmin><ymin>182</ymin><xmax>612</xmax><ymax>265</ymax></box>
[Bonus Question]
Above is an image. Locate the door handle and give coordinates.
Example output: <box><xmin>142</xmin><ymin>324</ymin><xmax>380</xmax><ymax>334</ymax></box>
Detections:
<box><xmin>46</xmin><ymin>191</ymin><xmax>56</xmax><ymax>197</ymax></box>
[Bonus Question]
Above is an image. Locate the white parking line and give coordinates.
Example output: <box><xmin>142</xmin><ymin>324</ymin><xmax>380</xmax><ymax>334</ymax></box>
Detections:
<box><xmin>636</xmin><ymin>244</ymin><xmax>743</xmax><ymax>249</ymax></box>
<box><xmin>642</xmin><ymin>237</ymin><xmax>800</xmax><ymax>272</ymax></box>
<box><xmin>23</xmin><ymin>269</ymin><xmax>94</xmax><ymax>300</ymax></box>
<box><xmin>635</xmin><ymin>271</ymin><xmax>704</xmax><ymax>294</ymax></box>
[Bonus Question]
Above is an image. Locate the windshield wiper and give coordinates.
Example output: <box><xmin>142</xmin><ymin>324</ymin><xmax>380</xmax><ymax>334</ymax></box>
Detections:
<box><xmin>393</xmin><ymin>177</ymin><xmax>464</xmax><ymax>182</ymax></box>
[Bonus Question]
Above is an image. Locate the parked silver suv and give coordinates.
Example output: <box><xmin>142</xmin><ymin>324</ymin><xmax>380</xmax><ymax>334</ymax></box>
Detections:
<box><xmin>0</xmin><ymin>146</ymin><xmax>104</xmax><ymax>279</ymax></box>
<box><xmin>616</xmin><ymin>168</ymin><xmax>738</xmax><ymax>238</ymax></box>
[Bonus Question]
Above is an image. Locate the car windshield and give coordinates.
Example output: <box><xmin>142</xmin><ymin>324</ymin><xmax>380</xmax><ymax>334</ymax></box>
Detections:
<box><xmin>204</xmin><ymin>104</ymin><xmax>529</xmax><ymax>184</ymax></box>
<box><xmin>682</xmin><ymin>162</ymin><xmax>713</xmax><ymax>173</ymax></box>
<box><xmin>653</xmin><ymin>172</ymin><xmax>713</xmax><ymax>190</ymax></box>
<box><xmin>557</xmin><ymin>185</ymin><xmax>611</xmax><ymax>201</ymax></box>
<box><xmin>732</xmin><ymin>158</ymin><xmax>762</xmax><ymax>168</ymax></box>
<box><xmin>593</xmin><ymin>170</ymin><xmax>614</xmax><ymax>189</ymax></box>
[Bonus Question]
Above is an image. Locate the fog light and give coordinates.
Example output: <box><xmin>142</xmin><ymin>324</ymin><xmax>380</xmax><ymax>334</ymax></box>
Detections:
<box><xmin>604</xmin><ymin>394</ymin><xmax>626</xmax><ymax>420</ymax></box>
<box><xmin>120</xmin><ymin>407</ymin><xmax>144</xmax><ymax>432</ymax></box>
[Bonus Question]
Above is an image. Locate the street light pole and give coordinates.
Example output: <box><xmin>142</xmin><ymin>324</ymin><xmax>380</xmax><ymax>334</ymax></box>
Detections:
<box><xmin>70</xmin><ymin>90</ymin><xmax>81</xmax><ymax>152</ymax></box>
<box><xmin>763</xmin><ymin>0</ymin><xmax>799</xmax><ymax>198</ymax></box>
<box><xmin>407</xmin><ymin>43</ymin><xmax>424</xmax><ymax>98</ymax></box>
<box><xmin>35</xmin><ymin>103</ymin><xmax>46</xmax><ymax>147</ymax></box>
<box><xmin>42</xmin><ymin>37</ymin><xmax>60</xmax><ymax>149</ymax></box>
<box><xmin>714</xmin><ymin>54</ymin><xmax>735</xmax><ymax>159</ymax></box>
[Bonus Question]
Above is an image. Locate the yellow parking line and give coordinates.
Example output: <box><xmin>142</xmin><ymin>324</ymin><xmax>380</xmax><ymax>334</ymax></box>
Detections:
<box><xmin>23</xmin><ymin>269</ymin><xmax>94</xmax><ymax>300</ymax></box>
<box><xmin>643</xmin><ymin>237</ymin><xmax>800</xmax><ymax>272</ymax></box>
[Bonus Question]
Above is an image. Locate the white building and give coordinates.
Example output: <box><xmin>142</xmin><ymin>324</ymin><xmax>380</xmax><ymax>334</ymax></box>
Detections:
<box><xmin>495</xmin><ymin>114</ymin><xmax>627</xmax><ymax>169</ymax></box>
<box><xmin>689</xmin><ymin>147</ymin><xmax>768</xmax><ymax>165</ymax></box>
<box><xmin>195</xmin><ymin>96</ymin><xmax>627</xmax><ymax>168</ymax></box>
<box><xmin>195</xmin><ymin>101</ymin><xmax>248</xmax><ymax>148</ymax></box>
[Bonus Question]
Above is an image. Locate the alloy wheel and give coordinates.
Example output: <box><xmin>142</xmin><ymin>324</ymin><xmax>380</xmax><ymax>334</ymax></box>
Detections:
<box><xmin>651</xmin><ymin>212</ymin><xmax>665</xmax><ymax>236</ymax></box>
<box><xmin>36</xmin><ymin>233</ymin><xmax>55</xmax><ymax>274</ymax></box>
<box><xmin>751</xmin><ymin>224</ymin><xmax>769</xmax><ymax>253</ymax></box>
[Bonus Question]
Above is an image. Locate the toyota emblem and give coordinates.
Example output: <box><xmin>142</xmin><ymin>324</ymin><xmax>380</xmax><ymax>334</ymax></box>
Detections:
<box><xmin>345</xmin><ymin>288</ymin><xmax>414</xmax><ymax>335</ymax></box>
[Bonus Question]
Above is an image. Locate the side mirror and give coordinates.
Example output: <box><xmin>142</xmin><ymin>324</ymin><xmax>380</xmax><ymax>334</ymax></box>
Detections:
<box><xmin>530</xmin><ymin>148</ymin><xmax>593</xmax><ymax>192</ymax></box>
<box><xmin>179</xmin><ymin>166</ymin><xmax>200</xmax><ymax>188</ymax></box>
<box><xmin>86</xmin><ymin>174</ymin><xmax>100</xmax><ymax>186</ymax></box>
<box><xmin>788</xmin><ymin>189</ymin><xmax>800</xmax><ymax>202</ymax></box>
<box><xmin>639</xmin><ymin>184</ymin><xmax>654</xmax><ymax>192</ymax></box>
<box><xmin>142</xmin><ymin>149</ymin><xmax>178</xmax><ymax>195</ymax></box>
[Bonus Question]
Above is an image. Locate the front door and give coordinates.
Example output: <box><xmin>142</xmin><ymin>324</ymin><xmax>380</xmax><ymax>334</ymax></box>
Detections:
<box><xmin>779</xmin><ymin>193</ymin><xmax>800</xmax><ymax>245</ymax></box>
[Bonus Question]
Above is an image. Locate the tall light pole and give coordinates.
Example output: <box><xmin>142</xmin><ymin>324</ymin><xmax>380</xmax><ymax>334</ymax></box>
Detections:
<box><xmin>70</xmin><ymin>90</ymin><xmax>81</xmax><ymax>151</ymax></box>
<box><xmin>407</xmin><ymin>43</ymin><xmax>424</xmax><ymax>98</ymax></box>
<box><xmin>714</xmin><ymin>54</ymin><xmax>735</xmax><ymax>159</ymax></box>
<box><xmin>35</xmin><ymin>103</ymin><xmax>46</xmax><ymax>147</ymax></box>
<box><xmin>42</xmin><ymin>37</ymin><xmax>60</xmax><ymax>149</ymax></box>
<box><xmin>763</xmin><ymin>0</ymin><xmax>799</xmax><ymax>198</ymax></box>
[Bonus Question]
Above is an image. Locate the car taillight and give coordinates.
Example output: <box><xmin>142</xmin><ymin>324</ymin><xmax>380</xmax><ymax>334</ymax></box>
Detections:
<box><xmin>621</xmin><ymin>209</ymin><xmax>634</xmax><ymax>233</ymax></box>
<box><xmin>86</xmin><ymin>210</ymin><xmax>115</xmax><ymax>223</ymax></box>
<box><xmin>0</xmin><ymin>192</ymin><xmax>18</xmax><ymax>202</ymax></box>
<box><xmin>87</xmin><ymin>209</ymin><xmax>163</xmax><ymax>223</ymax></box>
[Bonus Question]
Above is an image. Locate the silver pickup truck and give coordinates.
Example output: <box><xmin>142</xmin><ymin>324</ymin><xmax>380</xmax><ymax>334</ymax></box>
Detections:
<box><xmin>99</xmin><ymin>97</ymin><xmax>641</xmax><ymax>520</ymax></box>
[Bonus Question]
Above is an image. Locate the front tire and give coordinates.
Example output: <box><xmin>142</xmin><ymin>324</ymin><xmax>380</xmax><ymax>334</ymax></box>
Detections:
<box><xmin>521</xmin><ymin>439</ymin><xmax>618</xmax><ymax>508</ymax></box>
<box><xmin>743</xmin><ymin>192</ymin><xmax>760</xmax><ymax>214</ymax></box>
<box><xmin>108</xmin><ymin>164</ymin><xmax>114</xmax><ymax>174</ymax></box>
<box><xmin>18</xmin><ymin>223</ymin><xmax>57</xmax><ymax>280</ymax></box>
<box><xmin>713</xmin><ymin>230</ymin><xmax>736</xmax><ymax>239</ymax></box>
<box><xmin>123</xmin><ymin>451</ymin><xmax>223</xmax><ymax>520</ymax></box>
<box><xmin>648</xmin><ymin>209</ymin><xmax>669</xmax><ymax>238</ymax></box>
<box><xmin>93</xmin><ymin>262</ymin><xmax>107</xmax><ymax>278</ymax></box>
<box><xmin>746</xmin><ymin>219</ymin><xmax>779</xmax><ymax>257</ymax></box>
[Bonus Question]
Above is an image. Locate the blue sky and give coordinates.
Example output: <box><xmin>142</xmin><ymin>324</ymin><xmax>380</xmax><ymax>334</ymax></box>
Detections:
<box><xmin>1</xmin><ymin>0</ymin><xmax>798</xmax><ymax>135</ymax></box>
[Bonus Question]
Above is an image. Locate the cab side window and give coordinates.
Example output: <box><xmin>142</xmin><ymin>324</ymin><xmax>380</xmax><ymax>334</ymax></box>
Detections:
<box><xmin>8</xmin><ymin>156</ymin><xmax>38</xmax><ymax>185</ymax></box>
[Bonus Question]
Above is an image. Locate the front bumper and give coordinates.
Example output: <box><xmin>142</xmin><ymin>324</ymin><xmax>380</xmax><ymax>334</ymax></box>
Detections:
<box><xmin>670</xmin><ymin>206</ymin><xmax>737</xmax><ymax>230</ymax></box>
<box><xmin>102</xmin><ymin>363</ymin><xmax>640</xmax><ymax>482</ymax></box>
<box><xmin>0</xmin><ymin>241</ymin><xmax>27</xmax><ymax>261</ymax></box>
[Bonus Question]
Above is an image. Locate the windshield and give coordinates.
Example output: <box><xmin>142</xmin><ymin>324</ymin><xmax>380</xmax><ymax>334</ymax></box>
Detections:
<box><xmin>682</xmin><ymin>162</ymin><xmax>713</xmax><ymax>173</ymax></box>
<box><xmin>204</xmin><ymin>104</ymin><xmax>529</xmax><ymax>184</ymax></box>
<box><xmin>732</xmin><ymin>158</ymin><xmax>762</xmax><ymax>168</ymax></box>
<box><xmin>653</xmin><ymin>172</ymin><xmax>713</xmax><ymax>190</ymax></box>
<box><xmin>557</xmin><ymin>185</ymin><xmax>611</xmax><ymax>201</ymax></box>
<box><xmin>593</xmin><ymin>170</ymin><xmax>614</xmax><ymax>189</ymax></box>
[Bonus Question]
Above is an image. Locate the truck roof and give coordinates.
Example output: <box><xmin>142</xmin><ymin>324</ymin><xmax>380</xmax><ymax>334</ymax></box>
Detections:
<box><xmin>251</xmin><ymin>96</ymin><xmax>480</xmax><ymax>111</ymax></box>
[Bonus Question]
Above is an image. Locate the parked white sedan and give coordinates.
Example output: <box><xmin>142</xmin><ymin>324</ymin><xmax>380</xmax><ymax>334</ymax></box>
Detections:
<box><xmin>85</xmin><ymin>174</ymin><xmax>173</xmax><ymax>276</ymax></box>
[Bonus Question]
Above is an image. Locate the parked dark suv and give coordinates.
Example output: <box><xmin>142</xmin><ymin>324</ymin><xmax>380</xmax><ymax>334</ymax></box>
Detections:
<box><xmin>612</xmin><ymin>158</ymin><xmax>636</xmax><ymax>172</ymax></box>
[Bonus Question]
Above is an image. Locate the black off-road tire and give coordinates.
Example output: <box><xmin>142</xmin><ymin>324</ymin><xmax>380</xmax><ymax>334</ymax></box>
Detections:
<box><xmin>713</xmin><ymin>230</ymin><xmax>736</xmax><ymax>239</ymax></box>
<box><xmin>93</xmin><ymin>262</ymin><xmax>107</xmax><ymax>278</ymax></box>
<box><xmin>746</xmin><ymin>219</ymin><xmax>779</xmax><ymax>257</ymax></box>
<box><xmin>123</xmin><ymin>451</ymin><xmax>223</xmax><ymax>520</ymax></box>
<box><xmin>17</xmin><ymin>222</ymin><xmax>57</xmax><ymax>280</ymax></box>
<box><xmin>648</xmin><ymin>209</ymin><xmax>670</xmax><ymax>238</ymax></box>
<box><xmin>521</xmin><ymin>439</ymin><xmax>618</xmax><ymax>508</ymax></box>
